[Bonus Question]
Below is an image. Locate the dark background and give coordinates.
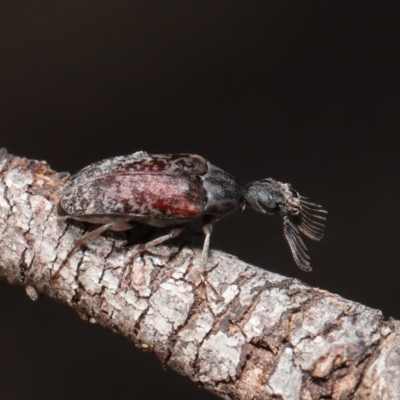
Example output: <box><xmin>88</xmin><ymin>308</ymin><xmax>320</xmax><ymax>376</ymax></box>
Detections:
<box><xmin>1</xmin><ymin>2</ymin><xmax>399</xmax><ymax>399</ymax></box>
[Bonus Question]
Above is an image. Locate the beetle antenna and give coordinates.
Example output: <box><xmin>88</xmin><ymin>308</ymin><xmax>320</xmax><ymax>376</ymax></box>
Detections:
<box><xmin>283</xmin><ymin>216</ymin><xmax>311</xmax><ymax>271</ymax></box>
<box><xmin>282</xmin><ymin>194</ymin><xmax>326</xmax><ymax>271</ymax></box>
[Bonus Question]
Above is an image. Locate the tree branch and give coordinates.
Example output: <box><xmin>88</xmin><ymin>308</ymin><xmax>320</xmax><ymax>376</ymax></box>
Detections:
<box><xmin>1</xmin><ymin>148</ymin><xmax>399</xmax><ymax>400</ymax></box>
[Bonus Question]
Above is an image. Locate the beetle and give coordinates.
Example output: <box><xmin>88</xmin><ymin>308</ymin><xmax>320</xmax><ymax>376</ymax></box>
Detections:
<box><xmin>52</xmin><ymin>151</ymin><xmax>326</xmax><ymax>282</ymax></box>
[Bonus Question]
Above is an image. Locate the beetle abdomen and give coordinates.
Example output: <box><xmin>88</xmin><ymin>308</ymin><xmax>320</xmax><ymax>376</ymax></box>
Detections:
<box><xmin>60</xmin><ymin>171</ymin><xmax>206</xmax><ymax>220</ymax></box>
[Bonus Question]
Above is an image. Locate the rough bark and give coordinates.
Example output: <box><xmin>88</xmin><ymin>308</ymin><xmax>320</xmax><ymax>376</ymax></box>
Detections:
<box><xmin>0</xmin><ymin>148</ymin><xmax>399</xmax><ymax>400</ymax></box>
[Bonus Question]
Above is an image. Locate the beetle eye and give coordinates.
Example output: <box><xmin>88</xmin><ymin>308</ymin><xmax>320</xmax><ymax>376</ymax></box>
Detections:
<box><xmin>256</xmin><ymin>199</ymin><xmax>279</xmax><ymax>212</ymax></box>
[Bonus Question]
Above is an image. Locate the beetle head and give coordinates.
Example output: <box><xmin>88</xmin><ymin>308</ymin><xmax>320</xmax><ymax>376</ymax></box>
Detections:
<box><xmin>243</xmin><ymin>178</ymin><xmax>326</xmax><ymax>271</ymax></box>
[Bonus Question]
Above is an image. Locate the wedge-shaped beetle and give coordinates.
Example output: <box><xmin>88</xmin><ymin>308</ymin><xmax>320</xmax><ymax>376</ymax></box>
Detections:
<box><xmin>53</xmin><ymin>151</ymin><xmax>326</xmax><ymax>281</ymax></box>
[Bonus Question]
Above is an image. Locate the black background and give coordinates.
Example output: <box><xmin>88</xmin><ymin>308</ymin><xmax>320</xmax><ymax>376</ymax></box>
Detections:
<box><xmin>1</xmin><ymin>2</ymin><xmax>399</xmax><ymax>399</ymax></box>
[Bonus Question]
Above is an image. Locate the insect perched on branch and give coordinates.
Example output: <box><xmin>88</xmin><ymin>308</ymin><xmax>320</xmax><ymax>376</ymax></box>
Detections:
<box><xmin>52</xmin><ymin>152</ymin><xmax>326</xmax><ymax>283</ymax></box>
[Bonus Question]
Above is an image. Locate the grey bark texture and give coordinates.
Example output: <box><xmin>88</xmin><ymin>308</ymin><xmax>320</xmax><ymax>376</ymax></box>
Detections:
<box><xmin>0</xmin><ymin>148</ymin><xmax>399</xmax><ymax>400</ymax></box>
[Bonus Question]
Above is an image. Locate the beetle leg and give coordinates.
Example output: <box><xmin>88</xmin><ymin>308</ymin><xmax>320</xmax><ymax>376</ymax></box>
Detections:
<box><xmin>73</xmin><ymin>222</ymin><xmax>116</xmax><ymax>247</ymax></box>
<box><xmin>119</xmin><ymin>225</ymin><xmax>185</xmax><ymax>288</ymax></box>
<box><xmin>200</xmin><ymin>220</ymin><xmax>213</xmax><ymax>270</ymax></box>
<box><xmin>198</xmin><ymin>218</ymin><xmax>224</xmax><ymax>300</ymax></box>
<box><xmin>132</xmin><ymin>224</ymin><xmax>185</xmax><ymax>253</ymax></box>
<box><xmin>51</xmin><ymin>222</ymin><xmax>115</xmax><ymax>281</ymax></box>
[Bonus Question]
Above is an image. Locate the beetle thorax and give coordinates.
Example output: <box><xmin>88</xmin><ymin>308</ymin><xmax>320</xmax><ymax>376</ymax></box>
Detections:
<box><xmin>202</xmin><ymin>161</ymin><xmax>245</xmax><ymax>218</ymax></box>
